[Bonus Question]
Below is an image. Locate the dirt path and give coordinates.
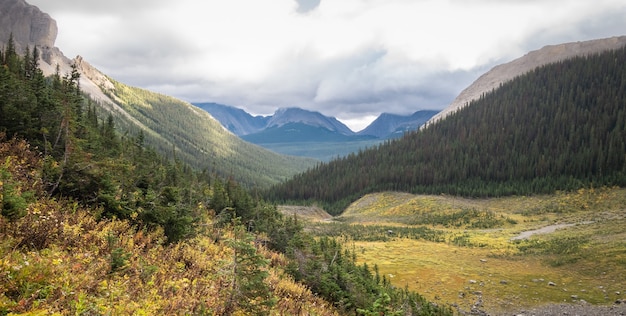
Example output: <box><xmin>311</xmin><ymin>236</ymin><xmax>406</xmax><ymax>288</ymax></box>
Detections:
<box><xmin>510</xmin><ymin>221</ymin><xmax>594</xmax><ymax>240</ymax></box>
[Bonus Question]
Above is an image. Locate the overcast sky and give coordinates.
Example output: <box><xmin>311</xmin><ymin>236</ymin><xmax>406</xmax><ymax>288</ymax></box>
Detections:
<box><xmin>28</xmin><ymin>0</ymin><xmax>626</xmax><ymax>131</ymax></box>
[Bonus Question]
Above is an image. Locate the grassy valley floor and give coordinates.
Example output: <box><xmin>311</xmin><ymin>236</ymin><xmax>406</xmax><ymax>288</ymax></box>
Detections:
<box><xmin>294</xmin><ymin>187</ymin><xmax>626</xmax><ymax>314</ymax></box>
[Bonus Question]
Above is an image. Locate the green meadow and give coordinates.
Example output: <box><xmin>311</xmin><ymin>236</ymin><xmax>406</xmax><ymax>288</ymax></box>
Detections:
<box><xmin>296</xmin><ymin>187</ymin><xmax>626</xmax><ymax>313</ymax></box>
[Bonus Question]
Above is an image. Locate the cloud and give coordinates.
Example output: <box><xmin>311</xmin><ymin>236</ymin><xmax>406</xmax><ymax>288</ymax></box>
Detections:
<box><xmin>27</xmin><ymin>0</ymin><xmax>626</xmax><ymax>131</ymax></box>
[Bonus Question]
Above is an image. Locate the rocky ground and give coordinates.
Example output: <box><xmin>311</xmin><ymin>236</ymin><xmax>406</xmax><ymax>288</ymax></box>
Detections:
<box><xmin>455</xmin><ymin>291</ymin><xmax>626</xmax><ymax>316</ymax></box>
<box><xmin>460</xmin><ymin>300</ymin><xmax>626</xmax><ymax>316</ymax></box>
<box><xmin>508</xmin><ymin>301</ymin><xmax>626</xmax><ymax>316</ymax></box>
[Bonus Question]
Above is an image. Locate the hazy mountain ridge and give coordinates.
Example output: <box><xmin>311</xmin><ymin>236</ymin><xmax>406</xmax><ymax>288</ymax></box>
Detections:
<box><xmin>194</xmin><ymin>104</ymin><xmax>355</xmax><ymax>137</ymax></box>
<box><xmin>194</xmin><ymin>102</ymin><xmax>269</xmax><ymax>136</ymax></box>
<box><xmin>198</xmin><ymin>103</ymin><xmax>437</xmax><ymax>141</ymax></box>
<box><xmin>358</xmin><ymin>110</ymin><xmax>439</xmax><ymax>139</ymax></box>
<box><xmin>194</xmin><ymin>104</ymin><xmax>377</xmax><ymax>160</ymax></box>
<box><xmin>267</xmin><ymin>107</ymin><xmax>354</xmax><ymax>135</ymax></box>
<box><xmin>427</xmin><ymin>35</ymin><xmax>626</xmax><ymax>125</ymax></box>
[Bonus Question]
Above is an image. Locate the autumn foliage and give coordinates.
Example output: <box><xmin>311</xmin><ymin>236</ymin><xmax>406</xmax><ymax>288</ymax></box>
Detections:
<box><xmin>0</xmin><ymin>136</ymin><xmax>337</xmax><ymax>315</ymax></box>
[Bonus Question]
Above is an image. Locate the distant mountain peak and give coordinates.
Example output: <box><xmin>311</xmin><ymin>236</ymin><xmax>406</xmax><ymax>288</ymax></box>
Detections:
<box><xmin>358</xmin><ymin>110</ymin><xmax>438</xmax><ymax>138</ymax></box>
<box><xmin>193</xmin><ymin>103</ymin><xmax>268</xmax><ymax>136</ymax></box>
<box><xmin>200</xmin><ymin>104</ymin><xmax>440</xmax><ymax>142</ymax></box>
<box><xmin>267</xmin><ymin>107</ymin><xmax>354</xmax><ymax>135</ymax></box>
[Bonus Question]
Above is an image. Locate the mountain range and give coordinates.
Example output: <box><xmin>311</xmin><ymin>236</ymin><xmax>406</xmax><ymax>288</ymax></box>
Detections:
<box><xmin>195</xmin><ymin>103</ymin><xmax>438</xmax><ymax>160</ymax></box>
<box><xmin>196</xmin><ymin>102</ymin><xmax>438</xmax><ymax>140</ymax></box>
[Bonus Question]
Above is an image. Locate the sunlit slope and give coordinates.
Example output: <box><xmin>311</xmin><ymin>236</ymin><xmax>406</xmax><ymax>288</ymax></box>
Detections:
<box><xmin>102</xmin><ymin>79</ymin><xmax>317</xmax><ymax>188</ymax></box>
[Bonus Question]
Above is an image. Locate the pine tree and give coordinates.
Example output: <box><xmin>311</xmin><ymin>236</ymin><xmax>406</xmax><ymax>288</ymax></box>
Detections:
<box><xmin>221</xmin><ymin>219</ymin><xmax>274</xmax><ymax>315</ymax></box>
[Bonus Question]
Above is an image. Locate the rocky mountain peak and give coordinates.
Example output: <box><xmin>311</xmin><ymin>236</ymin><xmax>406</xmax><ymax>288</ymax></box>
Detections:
<box><xmin>268</xmin><ymin>107</ymin><xmax>354</xmax><ymax>135</ymax></box>
<box><xmin>74</xmin><ymin>55</ymin><xmax>115</xmax><ymax>95</ymax></box>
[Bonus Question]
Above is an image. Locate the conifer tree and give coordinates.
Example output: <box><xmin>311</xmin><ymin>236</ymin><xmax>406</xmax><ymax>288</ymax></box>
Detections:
<box><xmin>221</xmin><ymin>218</ymin><xmax>274</xmax><ymax>315</ymax></box>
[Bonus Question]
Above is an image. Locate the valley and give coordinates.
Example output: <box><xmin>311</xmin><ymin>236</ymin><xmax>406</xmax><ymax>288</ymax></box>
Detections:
<box><xmin>253</xmin><ymin>139</ymin><xmax>383</xmax><ymax>162</ymax></box>
<box><xmin>290</xmin><ymin>188</ymin><xmax>626</xmax><ymax>314</ymax></box>
<box><xmin>2</xmin><ymin>1</ymin><xmax>626</xmax><ymax>314</ymax></box>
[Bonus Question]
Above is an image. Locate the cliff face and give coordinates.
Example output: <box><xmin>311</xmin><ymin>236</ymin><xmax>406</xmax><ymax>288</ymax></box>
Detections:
<box><xmin>0</xmin><ymin>0</ymin><xmax>57</xmax><ymax>62</ymax></box>
<box><xmin>0</xmin><ymin>0</ymin><xmax>118</xmax><ymax>108</ymax></box>
<box><xmin>426</xmin><ymin>36</ymin><xmax>626</xmax><ymax>126</ymax></box>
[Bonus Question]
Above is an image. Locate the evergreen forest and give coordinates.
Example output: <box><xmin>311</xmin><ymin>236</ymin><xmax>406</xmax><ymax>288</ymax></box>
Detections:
<box><xmin>266</xmin><ymin>46</ymin><xmax>626</xmax><ymax>215</ymax></box>
<box><xmin>0</xmin><ymin>36</ymin><xmax>452</xmax><ymax>315</ymax></box>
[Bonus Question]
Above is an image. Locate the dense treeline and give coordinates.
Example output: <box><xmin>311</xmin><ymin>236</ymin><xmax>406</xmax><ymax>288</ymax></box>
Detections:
<box><xmin>1</xmin><ymin>37</ymin><xmax>451</xmax><ymax>315</ymax></box>
<box><xmin>267</xmin><ymin>46</ymin><xmax>626</xmax><ymax>214</ymax></box>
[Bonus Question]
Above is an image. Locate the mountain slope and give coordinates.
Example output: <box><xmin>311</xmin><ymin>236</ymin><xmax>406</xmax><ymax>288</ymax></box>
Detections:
<box><xmin>193</xmin><ymin>102</ymin><xmax>268</xmax><ymax>136</ymax></box>
<box><xmin>267</xmin><ymin>42</ymin><xmax>626</xmax><ymax>214</ymax></box>
<box><xmin>1</xmin><ymin>0</ymin><xmax>317</xmax><ymax>188</ymax></box>
<box><xmin>358</xmin><ymin>110</ymin><xmax>438</xmax><ymax>138</ymax></box>
<box><xmin>427</xmin><ymin>36</ymin><xmax>626</xmax><ymax>125</ymax></box>
<box><xmin>100</xmin><ymin>79</ymin><xmax>317</xmax><ymax>187</ymax></box>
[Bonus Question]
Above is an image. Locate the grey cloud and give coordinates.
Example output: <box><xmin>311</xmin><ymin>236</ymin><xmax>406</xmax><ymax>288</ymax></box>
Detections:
<box><xmin>150</xmin><ymin>43</ymin><xmax>487</xmax><ymax>122</ymax></box>
<box><xmin>312</xmin><ymin>67</ymin><xmax>480</xmax><ymax>118</ymax></box>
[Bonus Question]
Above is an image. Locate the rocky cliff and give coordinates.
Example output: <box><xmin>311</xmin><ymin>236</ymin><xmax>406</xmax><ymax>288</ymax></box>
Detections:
<box><xmin>0</xmin><ymin>0</ymin><xmax>56</xmax><ymax>54</ymax></box>
<box><xmin>0</xmin><ymin>0</ymin><xmax>127</xmax><ymax>118</ymax></box>
<box><xmin>0</xmin><ymin>0</ymin><xmax>68</xmax><ymax>74</ymax></box>
<box><xmin>426</xmin><ymin>36</ymin><xmax>626</xmax><ymax>126</ymax></box>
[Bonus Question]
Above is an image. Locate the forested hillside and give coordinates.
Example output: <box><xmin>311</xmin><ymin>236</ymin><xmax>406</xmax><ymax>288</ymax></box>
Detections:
<box><xmin>0</xmin><ymin>38</ymin><xmax>451</xmax><ymax>315</ymax></box>
<box><xmin>267</xmin><ymin>46</ymin><xmax>626</xmax><ymax>214</ymax></box>
<box><xmin>99</xmin><ymin>79</ymin><xmax>317</xmax><ymax>189</ymax></box>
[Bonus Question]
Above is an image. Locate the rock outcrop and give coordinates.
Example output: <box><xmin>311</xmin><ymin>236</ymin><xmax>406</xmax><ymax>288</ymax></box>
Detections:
<box><xmin>426</xmin><ymin>36</ymin><xmax>626</xmax><ymax>126</ymax></box>
<box><xmin>1</xmin><ymin>0</ymin><xmax>121</xmax><ymax>114</ymax></box>
<box><xmin>0</xmin><ymin>0</ymin><xmax>57</xmax><ymax>63</ymax></box>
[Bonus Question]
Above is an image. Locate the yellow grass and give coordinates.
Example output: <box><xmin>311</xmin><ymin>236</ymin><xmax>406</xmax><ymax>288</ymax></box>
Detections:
<box><xmin>338</xmin><ymin>187</ymin><xmax>626</xmax><ymax>314</ymax></box>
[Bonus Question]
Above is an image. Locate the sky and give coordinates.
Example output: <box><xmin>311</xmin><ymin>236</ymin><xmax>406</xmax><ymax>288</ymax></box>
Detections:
<box><xmin>28</xmin><ymin>0</ymin><xmax>626</xmax><ymax>131</ymax></box>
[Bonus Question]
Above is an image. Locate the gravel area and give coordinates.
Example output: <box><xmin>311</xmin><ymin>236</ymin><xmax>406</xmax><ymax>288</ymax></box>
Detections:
<box><xmin>508</xmin><ymin>302</ymin><xmax>626</xmax><ymax>316</ymax></box>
